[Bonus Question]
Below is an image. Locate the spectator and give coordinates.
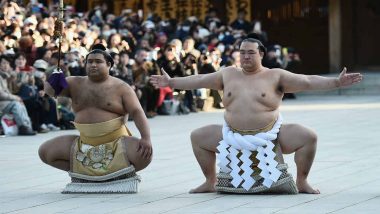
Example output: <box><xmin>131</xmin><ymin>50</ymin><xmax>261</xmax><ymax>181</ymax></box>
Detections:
<box><xmin>181</xmin><ymin>36</ymin><xmax>200</xmax><ymax>61</ymax></box>
<box><xmin>247</xmin><ymin>21</ymin><xmax>268</xmax><ymax>45</ymax></box>
<box><xmin>157</xmin><ymin>44</ymin><xmax>184</xmax><ymax>78</ymax></box>
<box><xmin>14</xmin><ymin>53</ymin><xmax>33</xmax><ymax>73</ymax></box>
<box><xmin>36</xmin><ymin>47</ymin><xmax>52</xmax><ymax>62</ymax></box>
<box><xmin>18</xmin><ymin>36</ymin><xmax>37</xmax><ymax>66</ymax></box>
<box><xmin>263</xmin><ymin>45</ymin><xmax>284</xmax><ymax>69</ymax></box>
<box><xmin>154</xmin><ymin>32</ymin><xmax>168</xmax><ymax>49</ymax></box>
<box><xmin>65</xmin><ymin>50</ymin><xmax>85</xmax><ymax>76</ymax></box>
<box><xmin>283</xmin><ymin>47</ymin><xmax>302</xmax><ymax>99</ymax></box>
<box><xmin>132</xmin><ymin>49</ymin><xmax>160</xmax><ymax>118</ymax></box>
<box><xmin>0</xmin><ymin>56</ymin><xmax>36</xmax><ymax>135</ymax></box>
<box><xmin>230</xmin><ymin>9</ymin><xmax>251</xmax><ymax>34</ymax></box>
<box><xmin>33</xmin><ymin>59</ymin><xmax>61</xmax><ymax>131</ymax></box>
<box><xmin>181</xmin><ymin>53</ymin><xmax>199</xmax><ymax>112</ymax></box>
<box><xmin>114</xmin><ymin>51</ymin><xmax>135</xmax><ymax>87</ymax></box>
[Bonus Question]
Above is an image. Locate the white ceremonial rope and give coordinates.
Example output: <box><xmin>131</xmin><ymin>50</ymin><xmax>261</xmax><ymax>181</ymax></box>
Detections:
<box><xmin>217</xmin><ymin>114</ymin><xmax>283</xmax><ymax>190</ymax></box>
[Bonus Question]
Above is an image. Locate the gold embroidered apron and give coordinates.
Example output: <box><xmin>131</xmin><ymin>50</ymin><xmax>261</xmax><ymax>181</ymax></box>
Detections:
<box><xmin>70</xmin><ymin>117</ymin><xmax>133</xmax><ymax>176</ymax></box>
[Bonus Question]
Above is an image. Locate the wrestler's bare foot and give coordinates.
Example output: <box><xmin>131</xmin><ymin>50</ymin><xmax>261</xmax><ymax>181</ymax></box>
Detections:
<box><xmin>297</xmin><ymin>179</ymin><xmax>320</xmax><ymax>194</ymax></box>
<box><xmin>189</xmin><ymin>181</ymin><xmax>216</xmax><ymax>193</ymax></box>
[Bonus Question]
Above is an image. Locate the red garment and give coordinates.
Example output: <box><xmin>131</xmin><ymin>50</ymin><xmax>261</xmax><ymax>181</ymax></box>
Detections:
<box><xmin>20</xmin><ymin>46</ymin><xmax>37</xmax><ymax>66</ymax></box>
<box><xmin>19</xmin><ymin>66</ymin><xmax>33</xmax><ymax>73</ymax></box>
<box><xmin>157</xmin><ymin>87</ymin><xmax>173</xmax><ymax>107</ymax></box>
<box><xmin>207</xmin><ymin>44</ymin><xmax>217</xmax><ymax>52</ymax></box>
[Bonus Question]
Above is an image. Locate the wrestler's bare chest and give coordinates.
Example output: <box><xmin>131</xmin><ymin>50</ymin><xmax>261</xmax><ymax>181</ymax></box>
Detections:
<box><xmin>223</xmin><ymin>71</ymin><xmax>281</xmax><ymax>110</ymax></box>
<box><xmin>71</xmin><ymin>81</ymin><xmax>124</xmax><ymax>113</ymax></box>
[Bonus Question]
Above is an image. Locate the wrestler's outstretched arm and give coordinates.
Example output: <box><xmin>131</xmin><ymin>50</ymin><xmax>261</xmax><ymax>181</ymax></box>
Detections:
<box><xmin>121</xmin><ymin>84</ymin><xmax>152</xmax><ymax>159</ymax></box>
<box><xmin>278</xmin><ymin>67</ymin><xmax>363</xmax><ymax>93</ymax></box>
<box><xmin>150</xmin><ymin>68</ymin><xmax>224</xmax><ymax>90</ymax></box>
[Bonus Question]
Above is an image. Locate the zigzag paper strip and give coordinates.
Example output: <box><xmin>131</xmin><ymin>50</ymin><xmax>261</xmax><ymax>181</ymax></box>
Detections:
<box><xmin>229</xmin><ymin>147</ymin><xmax>242</xmax><ymax>188</ymax></box>
<box><xmin>240</xmin><ymin>149</ymin><xmax>255</xmax><ymax>190</ymax></box>
<box><xmin>217</xmin><ymin>140</ymin><xmax>231</xmax><ymax>173</ymax></box>
<box><xmin>217</xmin><ymin>115</ymin><xmax>283</xmax><ymax>189</ymax></box>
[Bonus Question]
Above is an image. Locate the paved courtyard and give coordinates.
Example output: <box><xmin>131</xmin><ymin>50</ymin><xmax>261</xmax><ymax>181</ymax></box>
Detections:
<box><xmin>1</xmin><ymin>95</ymin><xmax>380</xmax><ymax>214</ymax></box>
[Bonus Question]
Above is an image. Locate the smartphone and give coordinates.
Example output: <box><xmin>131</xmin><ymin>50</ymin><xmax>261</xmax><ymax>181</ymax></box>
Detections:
<box><xmin>282</xmin><ymin>48</ymin><xmax>288</xmax><ymax>56</ymax></box>
<box><xmin>138</xmin><ymin>9</ymin><xmax>143</xmax><ymax>18</ymax></box>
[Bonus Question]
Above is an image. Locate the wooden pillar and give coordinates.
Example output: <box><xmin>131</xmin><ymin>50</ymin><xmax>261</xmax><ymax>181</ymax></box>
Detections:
<box><xmin>329</xmin><ymin>0</ymin><xmax>342</xmax><ymax>72</ymax></box>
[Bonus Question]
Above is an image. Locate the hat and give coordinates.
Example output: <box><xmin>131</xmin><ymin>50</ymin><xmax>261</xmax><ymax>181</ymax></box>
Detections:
<box><xmin>70</xmin><ymin>47</ymin><xmax>88</xmax><ymax>57</ymax></box>
<box><xmin>188</xmin><ymin>50</ymin><xmax>200</xmax><ymax>60</ymax></box>
<box><xmin>157</xmin><ymin>31</ymin><xmax>167</xmax><ymax>37</ymax></box>
<box><xmin>198</xmin><ymin>28</ymin><xmax>210</xmax><ymax>39</ymax></box>
<box><xmin>24</xmin><ymin>17</ymin><xmax>38</xmax><ymax>26</ymax></box>
<box><xmin>267</xmin><ymin>44</ymin><xmax>281</xmax><ymax>52</ymax></box>
<box><xmin>4</xmin><ymin>48</ymin><xmax>15</xmax><ymax>55</ymax></box>
<box><xmin>143</xmin><ymin>20</ymin><xmax>155</xmax><ymax>29</ymax></box>
<box><xmin>69</xmin><ymin>47</ymin><xmax>80</xmax><ymax>53</ymax></box>
<box><xmin>33</xmin><ymin>59</ymin><xmax>48</xmax><ymax>70</ymax></box>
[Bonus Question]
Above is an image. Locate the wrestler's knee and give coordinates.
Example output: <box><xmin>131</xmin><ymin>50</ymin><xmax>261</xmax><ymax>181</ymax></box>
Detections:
<box><xmin>131</xmin><ymin>153</ymin><xmax>152</xmax><ymax>171</ymax></box>
<box><xmin>123</xmin><ymin>136</ymin><xmax>152</xmax><ymax>171</ymax></box>
<box><xmin>38</xmin><ymin>141</ymin><xmax>49</xmax><ymax>164</ymax></box>
<box><xmin>134</xmin><ymin>154</ymin><xmax>152</xmax><ymax>171</ymax></box>
<box><xmin>305</xmin><ymin>129</ymin><xmax>318</xmax><ymax>147</ymax></box>
<box><xmin>279</xmin><ymin>124</ymin><xmax>318</xmax><ymax>153</ymax></box>
<box><xmin>295</xmin><ymin>124</ymin><xmax>318</xmax><ymax>148</ymax></box>
<box><xmin>289</xmin><ymin>124</ymin><xmax>318</xmax><ymax>144</ymax></box>
<box><xmin>38</xmin><ymin>136</ymin><xmax>76</xmax><ymax>165</ymax></box>
<box><xmin>123</xmin><ymin>136</ymin><xmax>141</xmax><ymax>151</ymax></box>
<box><xmin>190</xmin><ymin>128</ymin><xmax>202</xmax><ymax>145</ymax></box>
<box><xmin>190</xmin><ymin>125</ymin><xmax>216</xmax><ymax>144</ymax></box>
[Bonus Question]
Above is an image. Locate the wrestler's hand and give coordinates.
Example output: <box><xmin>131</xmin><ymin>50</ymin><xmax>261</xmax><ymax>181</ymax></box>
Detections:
<box><xmin>150</xmin><ymin>68</ymin><xmax>171</xmax><ymax>88</ymax></box>
<box><xmin>337</xmin><ymin>67</ymin><xmax>363</xmax><ymax>87</ymax></box>
<box><xmin>137</xmin><ymin>138</ymin><xmax>152</xmax><ymax>159</ymax></box>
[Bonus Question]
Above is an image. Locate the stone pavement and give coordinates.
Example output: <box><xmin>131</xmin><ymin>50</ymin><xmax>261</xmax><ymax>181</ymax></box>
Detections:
<box><xmin>1</xmin><ymin>95</ymin><xmax>380</xmax><ymax>214</ymax></box>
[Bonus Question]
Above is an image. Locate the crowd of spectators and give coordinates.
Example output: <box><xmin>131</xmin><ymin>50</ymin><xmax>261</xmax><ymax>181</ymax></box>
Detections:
<box><xmin>0</xmin><ymin>0</ymin><xmax>301</xmax><ymax>136</ymax></box>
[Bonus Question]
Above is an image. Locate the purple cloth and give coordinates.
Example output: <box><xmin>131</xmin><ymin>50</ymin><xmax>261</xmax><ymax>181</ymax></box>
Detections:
<box><xmin>47</xmin><ymin>72</ymin><xmax>68</xmax><ymax>96</ymax></box>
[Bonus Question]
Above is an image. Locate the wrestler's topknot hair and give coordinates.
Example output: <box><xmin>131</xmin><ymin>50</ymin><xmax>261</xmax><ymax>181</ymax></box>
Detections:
<box><xmin>91</xmin><ymin>43</ymin><xmax>107</xmax><ymax>51</ymax></box>
<box><xmin>85</xmin><ymin>43</ymin><xmax>114</xmax><ymax>68</ymax></box>
<box><xmin>240</xmin><ymin>38</ymin><xmax>267</xmax><ymax>56</ymax></box>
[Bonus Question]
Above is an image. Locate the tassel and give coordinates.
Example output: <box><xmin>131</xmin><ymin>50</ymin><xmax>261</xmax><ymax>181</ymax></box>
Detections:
<box><xmin>47</xmin><ymin>70</ymin><xmax>68</xmax><ymax>96</ymax></box>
